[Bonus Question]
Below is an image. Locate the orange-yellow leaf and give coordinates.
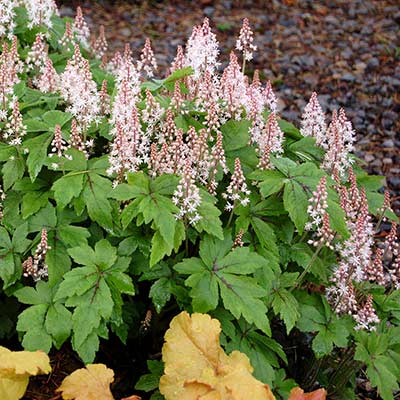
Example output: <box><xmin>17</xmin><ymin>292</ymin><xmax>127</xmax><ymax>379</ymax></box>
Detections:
<box><xmin>57</xmin><ymin>363</ymin><xmax>114</xmax><ymax>400</ymax></box>
<box><xmin>159</xmin><ymin>311</ymin><xmax>276</xmax><ymax>400</ymax></box>
<box><xmin>0</xmin><ymin>346</ymin><xmax>51</xmax><ymax>400</ymax></box>
<box><xmin>288</xmin><ymin>387</ymin><xmax>327</xmax><ymax>400</ymax></box>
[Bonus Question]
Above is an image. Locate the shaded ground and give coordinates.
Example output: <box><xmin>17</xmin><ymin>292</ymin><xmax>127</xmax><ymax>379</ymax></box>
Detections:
<box><xmin>60</xmin><ymin>0</ymin><xmax>400</xmax><ymax>215</ymax></box>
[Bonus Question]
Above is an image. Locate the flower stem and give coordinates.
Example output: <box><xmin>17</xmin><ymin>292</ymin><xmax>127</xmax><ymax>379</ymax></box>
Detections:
<box><xmin>290</xmin><ymin>243</ymin><xmax>324</xmax><ymax>291</ymax></box>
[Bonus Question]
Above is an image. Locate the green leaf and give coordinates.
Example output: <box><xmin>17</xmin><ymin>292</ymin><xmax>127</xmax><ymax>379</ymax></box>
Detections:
<box><xmin>42</xmin><ymin>110</ymin><xmax>72</xmax><ymax>127</ymax></box>
<box><xmin>289</xmin><ymin>137</ymin><xmax>324</xmax><ymax>160</ymax></box>
<box><xmin>283</xmin><ymin>180</ymin><xmax>308</xmax><ymax>234</ymax></box>
<box><xmin>25</xmin><ymin>132</ymin><xmax>52</xmax><ymax>181</ymax></box>
<box><xmin>28</xmin><ymin>202</ymin><xmax>57</xmax><ymax>232</ymax></box>
<box><xmin>106</xmin><ymin>271</ymin><xmax>135</xmax><ymax>295</ymax></box>
<box><xmin>251</xmin><ymin>217</ymin><xmax>279</xmax><ymax>256</ymax></box>
<box><xmin>271</xmin><ymin>289</ymin><xmax>299</xmax><ymax>334</ymax></box>
<box><xmin>151</xmin><ymin>174</ymin><xmax>180</xmax><ymax>195</ymax></box>
<box><xmin>185</xmin><ymin>271</ymin><xmax>219</xmax><ymax>312</ymax></box>
<box><xmin>366</xmin><ymin>356</ymin><xmax>399</xmax><ymax>400</ymax></box>
<box><xmin>58</xmin><ymin>225</ymin><xmax>90</xmax><ymax>248</ymax></box>
<box><xmin>0</xmin><ymin>252</ymin><xmax>18</xmax><ymax>288</ymax></box>
<box><xmin>0</xmin><ymin>227</ymin><xmax>12</xmax><ymax>249</ymax></box>
<box><xmin>149</xmin><ymin>278</ymin><xmax>172</xmax><ymax>313</ymax></box>
<box><xmin>174</xmin><ymin>257</ymin><xmax>205</xmax><ymax>274</ymax></box>
<box><xmin>12</xmin><ymin>223</ymin><xmax>31</xmax><ymax>253</ymax></box>
<box><xmin>278</xmin><ymin>118</ymin><xmax>301</xmax><ymax>139</ymax></box>
<box><xmin>15</xmin><ymin>281</ymin><xmax>51</xmax><ymax>305</ymax></box>
<box><xmin>126</xmin><ymin>171</ymin><xmax>150</xmax><ymax>194</ymax></box>
<box><xmin>194</xmin><ymin>192</ymin><xmax>223</xmax><ymax>240</ymax></box>
<box><xmin>289</xmin><ymin>243</ymin><xmax>327</xmax><ymax>281</ymax></box>
<box><xmin>176</xmin><ymin>234</ymin><xmax>271</xmax><ymax>335</ymax></box>
<box><xmin>67</xmin><ymin>245</ymin><xmax>96</xmax><ymax>266</ymax></box>
<box><xmin>72</xmin><ymin>305</ymin><xmax>101</xmax><ymax>349</ymax></box>
<box><xmin>54</xmin><ymin>266</ymin><xmax>97</xmax><ymax>301</ymax></box>
<box><xmin>24</xmin><ymin>118</ymin><xmax>49</xmax><ymax>132</ymax></box>
<box><xmin>117</xmin><ymin>236</ymin><xmax>138</xmax><ymax>256</ymax></box>
<box><xmin>52</xmin><ymin>173</ymin><xmax>85</xmax><ymax>209</ymax></box>
<box><xmin>94</xmin><ymin>239</ymin><xmax>117</xmax><ymax>269</ymax></box>
<box><xmin>218</xmin><ymin>276</ymin><xmax>271</xmax><ymax>335</ymax></box>
<box><xmin>17</xmin><ymin>304</ymin><xmax>52</xmax><ymax>352</ymax></box>
<box><xmin>46</xmin><ymin>241</ymin><xmax>71</xmax><ymax>287</ymax></box>
<box><xmin>83</xmin><ymin>173</ymin><xmax>113</xmax><ymax>230</ymax></box>
<box><xmin>164</xmin><ymin>66</ymin><xmax>193</xmax><ymax>84</ymax></box>
<box><xmin>221</xmin><ymin>119</ymin><xmax>251</xmax><ymax>151</ymax></box>
<box><xmin>22</xmin><ymin>328</ymin><xmax>53</xmax><ymax>353</ymax></box>
<box><xmin>2</xmin><ymin>156</ymin><xmax>25</xmax><ymax>190</ymax></box>
<box><xmin>218</xmin><ymin>247</ymin><xmax>267</xmax><ymax>274</ymax></box>
<box><xmin>21</xmin><ymin>191</ymin><xmax>49</xmax><ymax>219</ymax></box>
<box><xmin>120</xmin><ymin>198</ymin><xmax>142</xmax><ymax>229</ymax></box>
<box><xmin>270</xmin><ymin>157</ymin><xmax>297</xmax><ymax>175</ymax></box>
<box><xmin>327</xmin><ymin>199</ymin><xmax>350</xmax><ymax>239</ymax></box>
<box><xmin>150</xmin><ymin>230</ymin><xmax>171</xmax><ymax>267</ymax></box>
<box><xmin>45</xmin><ymin>303</ymin><xmax>72</xmax><ymax>349</ymax></box>
<box><xmin>73</xmin><ymin>329</ymin><xmax>99</xmax><ymax>364</ymax></box>
<box><xmin>251</xmin><ymin>170</ymin><xmax>286</xmax><ymax>198</ymax></box>
<box><xmin>135</xmin><ymin>360</ymin><xmax>164</xmax><ymax>392</ymax></box>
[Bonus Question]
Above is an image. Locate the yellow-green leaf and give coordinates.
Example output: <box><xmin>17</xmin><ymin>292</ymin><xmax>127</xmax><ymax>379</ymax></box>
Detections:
<box><xmin>159</xmin><ymin>311</ymin><xmax>276</xmax><ymax>400</ymax></box>
<box><xmin>0</xmin><ymin>346</ymin><xmax>51</xmax><ymax>400</ymax></box>
<box><xmin>57</xmin><ymin>364</ymin><xmax>114</xmax><ymax>400</ymax></box>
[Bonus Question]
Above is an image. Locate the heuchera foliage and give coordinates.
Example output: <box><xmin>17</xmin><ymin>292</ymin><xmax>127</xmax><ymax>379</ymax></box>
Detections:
<box><xmin>0</xmin><ymin>3</ymin><xmax>399</xmax><ymax>400</ymax></box>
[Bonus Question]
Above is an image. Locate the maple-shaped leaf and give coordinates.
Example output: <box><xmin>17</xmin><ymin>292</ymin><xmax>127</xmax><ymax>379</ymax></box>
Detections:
<box><xmin>0</xmin><ymin>346</ymin><xmax>51</xmax><ymax>400</ymax></box>
<box><xmin>159</xmin><ymin>311</ymin><xmax>276</xmax><ymax>400</ymax></box>
<box><xmin>288</xmin><ymin>387</ymin><xmax>327</xmax><ymax>400</ymax></box>
<box><xmin>57</xmin><ymin>364</ymin><xmax>114</xmax><ymax>400</ymax></box>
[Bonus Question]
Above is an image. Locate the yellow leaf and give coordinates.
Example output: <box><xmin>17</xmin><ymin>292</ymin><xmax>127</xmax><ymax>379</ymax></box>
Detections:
<box><xmin>0</xmin><ymin>346</ymin><xmax>51</xmax><ymax>400</ymax></box>
<box><xmin>57</xmin><ymin>363</ymin><xmax>115</xmax><ymax>400</ymax></box>
<box><xmin>159</xmin><ymin>311</ymin><xmax>276</xmax><ymax>400</ymax></box>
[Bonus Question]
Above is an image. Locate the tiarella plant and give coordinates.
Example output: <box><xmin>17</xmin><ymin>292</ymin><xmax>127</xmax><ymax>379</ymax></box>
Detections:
<box><xmin>0</xmin><ymin>3</ymin><xmax>399</xmax><ymax>400</ymax></box>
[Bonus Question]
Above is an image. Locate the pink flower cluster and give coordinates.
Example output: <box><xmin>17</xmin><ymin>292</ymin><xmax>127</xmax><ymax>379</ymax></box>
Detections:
<box><xmin>59</xmin><ymin>44</ymin><xmax>100</xmax><ymax>129</ymax></box>
<box><xmin>300</xmin><ymin>93</ymin><xmax>355</xmax><ymax>178</ymax></box>
<box><xmin>0</xmin><ymin>0</ymin><xmax>17</xmax><ymax>39</ymax></box>
<box><xmin>305</xmin><ymin>176</ymin><xmax>335</xmax><ymax>249</ymax></box>
<box><xmin>23</xmin><ymin>229</ymin><xmax>50</xmax><ymax>281</ymax></box>
<box><xmin>23</xmin><ymin>0</ymin><xmax>59</xmax><ymax>30</ymax></box>
<box><xmin>325</xmin><ymin>172</ymin><xmax>398</xmax><ymax>331</ymax></box>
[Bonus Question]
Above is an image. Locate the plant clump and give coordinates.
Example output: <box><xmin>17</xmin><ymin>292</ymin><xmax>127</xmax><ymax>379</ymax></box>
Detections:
<box><xmin>0</xmin><ymin>2</ymin><xmax>399</xmax><ymax>400</ymax></box>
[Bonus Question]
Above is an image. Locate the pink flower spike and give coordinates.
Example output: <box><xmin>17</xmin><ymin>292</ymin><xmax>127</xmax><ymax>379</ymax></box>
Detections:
<box><xmin>236</xmin><ymin>18</ymin><xmax>257</xmax><ymax>62</ymax></box>
<box><xmin>170</xmin><ymin>45</ymin><xmax>185</xmax><ymax>74</ymax></box>
<box><xmin>354</xmin><ymin>294</ymin><xmax>380</xmax><ymax>331</ymax></box>
<box><xmin>305</xmin><ymin>176</ymin><xmax>335</xmax><ymax>249</ymax></box>
<box><xmin>92</xmin><ymin>25</ymin><xmax>108</xmax><ymax>59</ymax></box>
<box><xmin>26</xmin><ymin>33</ymin><xmax>48</xmax><ymax>71</ymax></box>
<box><xmin>172</xmin><ymin>158</ymin><xmax>202</xmax><ymax>225</ymax></box>
<box><xmin>222</xmin><ymin>158</ymin><xmax>250</xmax><ymax>211</ymax></box>
<box><xmin>73</xmin><ymin>6</ymin><xmax>90</xmax><ymax>48</ymax></box>
<box><xmin>300</xmin><ymin>92</ymin><xmax>327</xmax><ymax>147</ymax></box>
<box><xmin>185</xmin><ymin>17</ymin><xmax>219</xmax><ymax>79</ymax></box>
<box><xmin>138</xmin><ymin>38</ymin><xmax>157</xmax><ymax>78</ymax></box>
<box><xmin>49</xmin><ymin>124</ymin><xmax>69</xmax><ymax>158</ymax></box>
<box><xmin>264</xmin><ymin>80</ymin><xmax>277</xmax><ymax>113</ymax></box>
<box><xmin>59</xmin><ymin>21</ymin><xmax>74</xmax><ymax>47</ymax></box>
<box><xmin>4</xmin><ymin>99</ymin><xmax>26</xmax><ymax>145</ymax></box>
<box><xmin>23</xmin><ymin>229</ymin><xmax>51</xmax><ymax>281</ymax></box>
<box><xmin>37</xmin><ymin>58</ymin><xmax>58</xmax><ymax>93</ymax></box>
